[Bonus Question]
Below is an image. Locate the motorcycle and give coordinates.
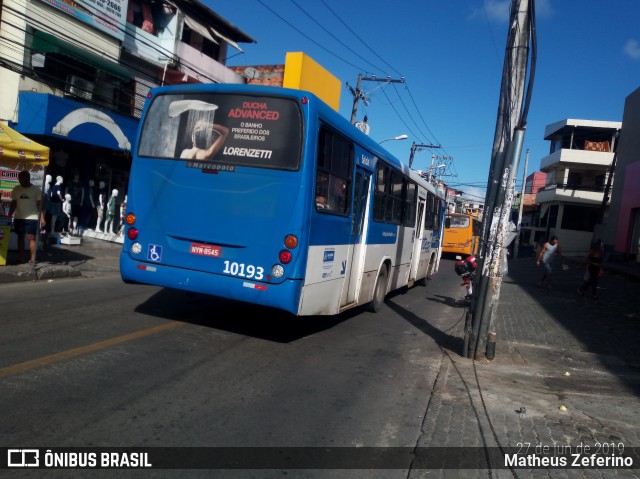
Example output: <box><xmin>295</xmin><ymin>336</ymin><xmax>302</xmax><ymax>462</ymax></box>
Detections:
<box><xmin>454</xmin><ymin>255</ymin><xmax>477</xmax><ymax>299</ymax></box>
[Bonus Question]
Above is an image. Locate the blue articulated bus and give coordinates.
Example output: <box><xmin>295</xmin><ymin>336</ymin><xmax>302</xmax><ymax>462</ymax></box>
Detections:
<box><xmin>120</xmin><ymin>83</ymin><xmax>445</xmax><ymax>316</ymax></box>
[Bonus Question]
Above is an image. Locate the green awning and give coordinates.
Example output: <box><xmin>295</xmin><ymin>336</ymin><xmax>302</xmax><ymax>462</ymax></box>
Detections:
<box><xmin>31</xmin><ymin>30</ymin><xmax>131</xmax><ymax>81</ymax></box>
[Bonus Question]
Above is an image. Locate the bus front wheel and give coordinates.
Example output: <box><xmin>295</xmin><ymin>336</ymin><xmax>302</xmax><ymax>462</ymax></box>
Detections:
<box><xmin>369</xmin><ymin>266</ymin><xmax>388</xmax><ymax>313</ymax></box>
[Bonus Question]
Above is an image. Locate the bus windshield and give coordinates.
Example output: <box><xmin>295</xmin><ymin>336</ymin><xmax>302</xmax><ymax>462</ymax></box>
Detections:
<box><xmin>448</xmin><ymin>214</ymin><xmax>470</xmax><ymax>228</ymax></box>
<box><xmin>138</xmin><ymin>92</ymin><xmax>303</xmax><ymax>170</ymax></box>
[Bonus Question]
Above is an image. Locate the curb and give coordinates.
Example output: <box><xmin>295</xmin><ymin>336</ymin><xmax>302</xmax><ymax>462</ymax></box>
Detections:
<box><xmin>36</xmin><ymin>267</ymin><xmax>83</xmax><ymax>280</ymax></box>
<box><xmin>0</xmin><ymin>266</ymin><xmax>83</xmax><ymax>283</ymax></box>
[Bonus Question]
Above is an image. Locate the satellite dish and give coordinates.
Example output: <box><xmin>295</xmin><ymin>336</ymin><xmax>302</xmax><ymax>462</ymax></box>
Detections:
<box><xmin>243</xmin><ymin>67</ymin><xmax>259</xmax><ymax>79</ymax></box>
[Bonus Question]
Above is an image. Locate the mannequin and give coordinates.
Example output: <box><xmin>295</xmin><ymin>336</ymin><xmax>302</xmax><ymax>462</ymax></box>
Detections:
<box><xmin>80</xmin><ymin>179</ymin><xmax>96</xmax><ymax>229</ymax></box>
<box><xmin>44</xmin><ymin>174</ymin><xmax>52</xmax><ymax>196</ymax></box>
<box><xmin>66</xmin><ymin>173</ymin><xmax>83</xmax><ymax>234</ymax></box>
<box><xmin>95</xmin><ymin>181</ymin><xmax>107</xmax><ymax>232</ymax></box>
<box><xmin>43</xmin><ymin>174</ymin><xmax>52</xmax><ymax>221</ymax></box>
<box><xmin>49</xmin><ymin>176</ymin><xmax>64</xmax><ymax>233</ymax></box>
<box><xmin>104</xmin><ymin>189</ymin><xmax>118</xmax><ymax>235</ymax></box>
<box><xmin>118</xmin><ymin>195</ymin><xmax>127</xmax><ymax>236</ymax></box>
<box><xmin>61</xmin><ymin>193</ymin><xmax>72</xmax><ymax>235</ymax></box>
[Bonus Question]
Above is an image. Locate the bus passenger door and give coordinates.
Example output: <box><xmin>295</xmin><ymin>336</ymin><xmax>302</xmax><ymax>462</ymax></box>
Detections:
<box><xmin>408</xmin><ymin>198</ymin><xmax>426</xmax><ymax>285</ymax></box>
<box><xmin>341</xmin><ymin>168</ymin><xmax>371</xmax><ymax>307</ymax></box>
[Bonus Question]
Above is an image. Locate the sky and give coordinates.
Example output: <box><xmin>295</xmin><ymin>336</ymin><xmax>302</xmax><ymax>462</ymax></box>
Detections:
<box><xmin>208</xmin><ymin>0</ymin><xmax>640</xmax><ymax>202</ymax></box>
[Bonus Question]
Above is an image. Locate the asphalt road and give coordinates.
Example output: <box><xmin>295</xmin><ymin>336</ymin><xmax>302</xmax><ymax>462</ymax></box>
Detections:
<box><xmin>1</xmin><ymin>260</ymin><xmax>467</xmax><ymax>478</ymax></box>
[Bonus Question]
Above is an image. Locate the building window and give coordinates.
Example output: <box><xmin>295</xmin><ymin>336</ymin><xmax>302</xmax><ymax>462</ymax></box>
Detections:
<box><xmin>127</xmin><ymin>0</ymin><xmax>155</xmax><ymax>34</ymax></box>
<box><xmin>567</xmin><ymin>171</ymin><xmax>582</xmax><ymax>188</ymax></box>
<box><xmin>29</xmin><ymin>29</ymin><xmax>132</xmax><ymax>115</ymax></box>
<box><xmin>540</xmin><ymin>205</ymin><xmax>559</xmax><ymax>228</ymax></box>
<box><xmin>561</xmin><ymin>205</ymin><xmax>599</xmax><ymax>231</ymax></box>
<box><xmin>181</xmin><ymin>25</ymin><xmax>221</xmax><ymax>61</ymax></box>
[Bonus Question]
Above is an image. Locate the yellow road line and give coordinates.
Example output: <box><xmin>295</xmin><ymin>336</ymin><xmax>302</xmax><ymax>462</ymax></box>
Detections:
<box><xmin>0</xmin><ymin>322</ymin><xmax>184</xmax><ymax>378</ymax></box>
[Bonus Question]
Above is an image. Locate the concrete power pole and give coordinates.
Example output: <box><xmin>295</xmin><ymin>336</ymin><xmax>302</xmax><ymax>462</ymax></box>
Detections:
<box><xmin>465</xmin><ymin>0</ymin><xmax>536</xmax><ymax>360</ymax></box>
<box><xmin>408</xmin><ymin>142</ymin><xmax>441</xmax><ymax>169</ymax></box>
<box><xmin>513</xmin><ymin>148</ymin><xmax>529</xmax><ymax>260</ymax></box>
<box><xmin>347</xmin><ymin>74</ymin><xmax>405</xmax><ymax>125</ymax></box>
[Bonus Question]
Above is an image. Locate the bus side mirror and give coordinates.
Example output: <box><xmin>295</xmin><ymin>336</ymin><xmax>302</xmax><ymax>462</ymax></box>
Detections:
<box><xmin>445</xmin><ymin>218</ymin><xmax>451</xmax><ymax>228</ymax></box>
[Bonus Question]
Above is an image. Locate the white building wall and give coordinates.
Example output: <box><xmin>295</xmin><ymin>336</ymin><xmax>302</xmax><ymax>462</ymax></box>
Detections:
<box><xmin>123</xmin><ymin>21</ymin><xmax>177</xmax><ymax>66</ymax></box>
<box><xmin>555</xmin><ymin>205</ymin><xmax>594</xmax><ymax>256</ymax></box>
<box><xmin>177</xmin><ymin>42</ymin><xmax>244</xmax><ymax>84</ymax></box>
<box><xmin>0</xmin><ymin>0</ymin><xmax>121</xmax><ymax>121</ymax></box>
<box><xmin>27</xmin><ymin>1</ymin><xmax>121</xmax><ymax>61</ymax></box>
<box><xmin>0</xmin><ymin>0</ymin><xmax>28</xmax><ymax>121</ymax></box>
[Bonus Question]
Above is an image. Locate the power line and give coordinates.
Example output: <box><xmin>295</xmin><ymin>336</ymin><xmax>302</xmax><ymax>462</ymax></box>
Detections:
<box><xmin>252</xmin><ymin>0</ymin><xmax>445</xmax><ymax>162</ymax></box>
<box><xmin>318</xmin><ymin>0</ymin><xmax>402</xmax><ymax>77</ymax></box>
<box><xmin>254</xmin><ymin>0</ymin><xmax>369</xmax><ymax>72</ymax></box>
<box><xmin>288</xmin><ymin>0</ymin><xmax>385</xmax><ymax>75</ymax></box>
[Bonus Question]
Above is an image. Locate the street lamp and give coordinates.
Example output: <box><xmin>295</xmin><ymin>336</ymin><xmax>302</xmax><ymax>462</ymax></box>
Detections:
<box><xmin>379</xmin><ymin>134</ymin><xmax>408</xmax><ymax>144</ymax></box>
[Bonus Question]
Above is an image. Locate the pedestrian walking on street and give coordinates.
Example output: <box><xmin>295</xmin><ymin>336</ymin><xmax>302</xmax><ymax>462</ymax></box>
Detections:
<box><xmin>8</xmin><ymin>170</ymin><xmax>45</xmax><ymax>265</ymax></box>
<box><xmin>536</xmin><ymin>235</ymin><xmax>562</xmax><ymax>289</ymax></box>
<box><xmin>534</xmin><ymin>235</ymin><xmax>546</xmax><ymax>259</ymax></box>
<box><xmin>577</xmin><ymin>240</ymin><xmax>604</xmax><ymax>299</ymax></box>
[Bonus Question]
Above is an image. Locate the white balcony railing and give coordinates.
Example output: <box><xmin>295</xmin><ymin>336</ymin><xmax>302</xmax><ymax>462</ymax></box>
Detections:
<box><xmin>540</xmin><ymin>148</ymin><xmax>614</xmax><ymax>171</ymax></box>
<box><xmin>176</xmin><ymin>42</ymin><xmax>244</xmax><ymax>84</ymax></box>
<box><xmin>536</xmin><ymin>185</ymin><xmax>605</xmax><ymax>206</ymax></box>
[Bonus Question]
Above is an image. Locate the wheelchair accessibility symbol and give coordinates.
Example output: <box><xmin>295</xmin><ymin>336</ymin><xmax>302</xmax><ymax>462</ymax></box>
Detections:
<box><xmin>147</xmin><ymin>244</ymin><xmax>163</xmax><ymax>262</ymax></box>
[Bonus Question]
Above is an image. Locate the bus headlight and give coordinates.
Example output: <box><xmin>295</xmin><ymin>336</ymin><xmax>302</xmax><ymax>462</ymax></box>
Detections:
<box><xmin>271</xmin><ymin>264</ymin><xmax>285</xmax><ymax>278</ymax></box>
<box><xmin>131</xmin><ymin>242</ymin><xmax>142</xmax><ymax>255</ymax></box>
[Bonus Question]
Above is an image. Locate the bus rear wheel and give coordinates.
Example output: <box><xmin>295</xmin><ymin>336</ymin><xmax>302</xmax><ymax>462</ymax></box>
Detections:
<box><xmin>369</xmin><ymin>266</ymin><xmax>388</xmax><ymax>313</ymax></box>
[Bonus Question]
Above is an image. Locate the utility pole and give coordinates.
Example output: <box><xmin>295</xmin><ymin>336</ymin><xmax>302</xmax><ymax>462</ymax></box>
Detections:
<box><xmin>408</xmin><ymin>142</ymin><xmax>441</xmax><ymax>169</ymax></box>
<box><xmin>593</xmin><ymin>130</ymin><xmax>620</xmax><ymax>244</ymax></box>
<box><xmin>347</xmin><ymin>74</ymin><xmax>405</xmax><ymax>125</ymax></box>
<box><xmin>513</xmin><ymin>148</ymin><xmax>529</xmax><ymax>260</ymax></box>
<box><xmin>430</xmin><ymin>154</ymin><xmax>454</xmax><ymax>180</ymax></box>
<box><xmin>427</xmin><ymin>154</ymin><xmax>453</xmax><ymax>182</ymax></box>
<box><xmin>465</xmin><ymin>0</ymin><xmax>535</xmax><ymax>360</ymax></box>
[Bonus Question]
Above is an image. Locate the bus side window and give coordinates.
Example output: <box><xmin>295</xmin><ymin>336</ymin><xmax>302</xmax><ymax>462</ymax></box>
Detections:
<box><xmin>386</xmin><ymin>171</ymin><xmax>403</xmax><ymax>224</ymax></box>
<box><xmin>473</xmin><ymin>219</ymin><xmax>483</xmax><ymax>237</ymax></box>
<box><xmin>315</xmin><ymin>126</ymin><xmax>353</xmax><ymax>214</ymax></box>
<box><xmin>316</xmin><ymin>172</ymin><xmax>330</xmax><ymax>208</ymax></box>
<box><xmin>433</xmin><ymin>199</ymin><xmax>442</xmax><ymax>231</ymax></box>
<box><xmin>403</xmin><ymin>181</ymin><xmax>417</xmax><ymax>227</ymax></box>
<box><xmin>327</xmin><ymin>176</ymin><xmax>347</xmax><ymax>211</ymax></box>
<box><xmin>373</xmin><ymin>163</ymin><xmax>387</xmax><ymax>221</ymax></box>
<box><xmin>424</xmin><ymin>192</ymin><xmax>435</xmax><ymax>230</ymax></box>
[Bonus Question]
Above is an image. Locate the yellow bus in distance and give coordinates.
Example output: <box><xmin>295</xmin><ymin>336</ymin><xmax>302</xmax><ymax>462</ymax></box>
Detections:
<box><xmin>443</xmin><ymin>213</ymin><xmax>482</xmax><ymax>257</ymax></box>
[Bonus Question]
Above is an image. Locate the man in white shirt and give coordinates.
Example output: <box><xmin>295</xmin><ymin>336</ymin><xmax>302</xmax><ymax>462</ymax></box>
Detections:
<box><xmin>9</xmin><ymin>170</ymin><xmax>45</xmax><ymax>265</ymax></box>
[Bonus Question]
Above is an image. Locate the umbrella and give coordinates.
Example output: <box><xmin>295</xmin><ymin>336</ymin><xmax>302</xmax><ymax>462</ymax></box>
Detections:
<box><xmin>0</xmin><ymin>123</ymin><xmax>49</xmax><ymax>169</ymax></box>
<box><xmin>0</xmin><ymin>123</ymin><xmax>49</xmax><ymax>266</ymax></box>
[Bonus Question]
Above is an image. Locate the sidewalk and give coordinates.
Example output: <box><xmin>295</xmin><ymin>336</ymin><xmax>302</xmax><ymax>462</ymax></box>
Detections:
<box><xmin>0</xmin><ymin>234</ymin><xmax>121</xmax><ymax>283</ymax></box>
<box><xmin>418</xmin><ymin>256</ymin><xmax>640</xmax><ymax>474</ymax></box>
